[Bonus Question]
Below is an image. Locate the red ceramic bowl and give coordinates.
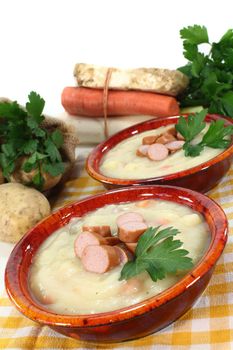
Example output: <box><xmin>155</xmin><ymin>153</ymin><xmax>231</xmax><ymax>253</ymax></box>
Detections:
<box><xmin>86</xmin><ymin>114</ymin><xmax>233</xmax><ymax>192</ymax></box>
<box><xmin>5</xmin><ymin>185</ymin><xmax>227</xmax><ymax>343</ymax></box>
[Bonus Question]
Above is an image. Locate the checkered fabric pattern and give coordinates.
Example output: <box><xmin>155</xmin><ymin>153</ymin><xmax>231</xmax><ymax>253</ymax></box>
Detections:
<box><xmin>0</xmin><ymin>165</ymin><xmax>233</xmax><ymax>350</ymax></box>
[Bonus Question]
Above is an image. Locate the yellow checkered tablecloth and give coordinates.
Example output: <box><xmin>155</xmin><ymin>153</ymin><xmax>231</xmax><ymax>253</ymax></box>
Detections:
<box><xmin>1</xmin><ymin>166</ymin><xmax>233</xmax><ymax>350</ymax></box>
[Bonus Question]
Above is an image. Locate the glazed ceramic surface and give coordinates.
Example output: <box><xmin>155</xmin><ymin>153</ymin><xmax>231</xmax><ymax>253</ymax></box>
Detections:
<box><xmin>5</xmin><ymin>186</ymin><xmax>227</xmax><ymax>342</ymax></box>
<box><xmin>86</xmin><ymin>114</ymin><xmax>233</xmax><ymax>192</ymax></box>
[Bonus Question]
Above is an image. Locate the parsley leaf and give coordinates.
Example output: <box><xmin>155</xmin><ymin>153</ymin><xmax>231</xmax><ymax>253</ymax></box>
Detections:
<box><xmin>175</xmin><ymin>109</ymin><xmax>207</xmax><ymax>142</ymax></box>
<box><xmin>180</xmin><ymin>25</ymin><xmax>209</xmax><ymax>45</ymax></box>
<box><xmin>26</xmin><ymin>91</ymin><xmax>45</xmax><ymax>124</ymax></box>
<box><xmin>201</xmin><ymin>119</ymin><xmax>233</xmax><ymax>148</ymax></box>
<box><xmin>119</xmin><ymin>227</ymin><xmax>193</xmax><ymax>282</ymax></box>
<box><xmin>0</xmin><ymin>152</ymin><xmax>16</xmax><ymax>179</ymax></box>
<box><xmin>43</xmin><ymin>162</ymin><xmax>65</xmax><ymax>177</ymax></box>
<box><xmin>183</xmin><ymin>142</ymin><xmax>204</xmax><ymax>157</ymax></box>
<box><xmin>45</xmin><ymin>138</ymin><xmax>62</xmax><ymax>162</ymax></box>
<box><xmin>27</xmin><ymin>118</ymin><xmax>46</xmax><ymax>137</ymax></box>
<box><xmin>32</xmin><ymin>171</ymin><xmax>44</xmax><ymax>190</ymax></box>
<box><xmin>0</xmin><ymin>101</ymin><xmax>27</xmax><ymax>121</ymax></box>
<box><xmin>51</xmin><ymin>130</ymin><xmax>64</xmax><ymax>148</ymax></box>
<box><xmin>23</xmin><ymin>140</ymin><xmax>38</xmax><ymax>154</ymax></box>
<box><xmin>177</xmin><ymin>110</ymin><xmax>233</xmax><ymax>157</ymax></box>
<box><xmin>221</xmin><ymin>91</ymin><xmax>233</xmax><ymax>116</ymax></box>
<box><xmin>135</xmin><ymin>226</ymin><xmax>179</xmax><ymax>256</ymax></box>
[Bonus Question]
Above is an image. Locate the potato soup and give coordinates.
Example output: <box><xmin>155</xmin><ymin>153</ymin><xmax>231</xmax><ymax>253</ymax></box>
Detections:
<box><xmin>99</xmin><ymin>124</ymin><xmax>223</xmax><ymax>179</ymax></box>
<box><xmin>29</xmin><ymin>199</ymin><xmax>210</xmax><ymax>315</ymax></box>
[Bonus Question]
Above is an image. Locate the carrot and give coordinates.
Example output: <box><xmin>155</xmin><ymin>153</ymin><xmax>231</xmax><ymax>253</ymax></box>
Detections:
<box><xmin>61</xmin><ymin>87</ymin><xmax>180</xmax><ymax>117</ymax></box>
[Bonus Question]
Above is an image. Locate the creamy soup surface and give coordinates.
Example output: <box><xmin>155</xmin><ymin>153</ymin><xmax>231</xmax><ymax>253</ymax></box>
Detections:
<box><xmin>99</xmin><ymin>124</ymin><xmax>223</xmax><ymax>179</ymax></box>
<box><xmin>29</xmin><ymin>200</ymin><xmax>210</xmax><ymax>315</ymax></box>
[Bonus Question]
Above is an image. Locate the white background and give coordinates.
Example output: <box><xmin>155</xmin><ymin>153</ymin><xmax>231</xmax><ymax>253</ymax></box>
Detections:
<box><xmin>0</xmin><ymin>0</ymin><xmax>233</xmax><ymax>116</ymax></box>
<box><xmin>0</xmin><ymin>0</ymin><xmax>233</xmax><ymax>276</ymax></box>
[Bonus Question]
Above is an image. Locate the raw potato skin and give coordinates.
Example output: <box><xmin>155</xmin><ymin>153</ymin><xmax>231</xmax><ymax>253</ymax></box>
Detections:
<box><xmin>74</xmin><ymin>63</ymin><xmax>189</xmax><ymax>96</ymax></box>
<box><xmin>0</xmin><ymin>183</ymin><xmax>51</xmax><ymax>243</ymax></box>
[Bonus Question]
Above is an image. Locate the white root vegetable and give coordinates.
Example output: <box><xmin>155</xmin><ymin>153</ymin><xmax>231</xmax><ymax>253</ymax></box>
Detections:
<box><xmin>74</xmin><ymin>63</ymin><xmax>189</xmax><ymax>96</ymax></box>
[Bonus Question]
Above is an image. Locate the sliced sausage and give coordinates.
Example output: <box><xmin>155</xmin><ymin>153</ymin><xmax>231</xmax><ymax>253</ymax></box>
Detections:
<box><xmin>165</xmin><ymin>140</ymin><xmax>185</xmax><ymax>151</ymax></box>
<box><xmin>125</xmin><ymin>242</ymin><xmax>137</xmax><ymax>253</ymax></box>
<box><xmin>116</xmin><ymin>212</ymin><xmax>144</xmax><ymax>227</ymax></box>
<box><xmin>136</xmin><ymin>144</ymin><xmax>150</xmax><ymax>157</ymax></box>
<box><xmin>81</xmin><ymin>245</ymin><xmax>120</xmax><ymax>273</ymax></box>
<box><xmin>142</xmin><ymin>135</ymin><xmax>159</xmax><ymax>145</ymax></box>
<box><xmin>167</xmin><ymin>127</ymin><xmax>176</xmax><ymax>136</ymax></box>
<box><xmin>82</xmin><ymin>225</ymin><xmax>111</xmax><ymax>237</ymax></box>
<box><xmin>156</xmin><ymin>132</ymin><xmax>176</xmax><ymax>144</ymax></box>
<box><xmin>118</xmin><ymin>222</ymin><xmax>148</xmax><ymax>243</ymax></box>
<box><xmin>105</xmin><ymin>236</ymin><xmax>121</xmax><ymax>245</ymax></box>
<box><xmin>114</xmin><ymin>245</ymin><xmax>133</xmax><ymax>264</ymax></box>
<box><xmin>176</xmin><ymin>131</ymin><xmax>185</xmax><ymax>140</ymax></box>
<box><xmin>74</xmin><ymin>231</ymin><xmax>106</xmax><ymax>258</ymax></box>
<box><xmin>147</xmin><ymin>143</ymin><xmax>169</xmax><ymax>161</ymax></box>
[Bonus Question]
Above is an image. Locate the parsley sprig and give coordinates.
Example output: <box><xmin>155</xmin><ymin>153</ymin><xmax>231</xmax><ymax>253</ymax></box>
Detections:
<box><xmin>119</xmin><ymin>227</ymin><xmax>193</xmax><ymax>282</ymax></box>
<box><xmin>176</xmin><ymin>110</ymin><xmax>233</xmax><ymax>157</ymax></box>
<box><xmin>178</xmin><ymin>25</ymin><xmax>233</xmax><ymax>117</ymax></box>
<box><xmin>0</xmin><ymin>92</ymin><xmax>65</xmax><ymax>189</ymax></box>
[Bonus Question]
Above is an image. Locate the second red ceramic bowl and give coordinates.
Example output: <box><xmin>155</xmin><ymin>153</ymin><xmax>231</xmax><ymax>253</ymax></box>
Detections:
<box><xmin>86</xmin><ymin>114</ymin><xmax>233</xmax><ymax>192</ymax></box>
<box><xmin>5</xmin><ymin>185</ymin><xmax>228</xmax><ymax>343</ymax></box>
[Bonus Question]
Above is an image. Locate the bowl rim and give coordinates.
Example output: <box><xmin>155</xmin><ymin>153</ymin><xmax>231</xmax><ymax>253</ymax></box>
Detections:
<box><xmin>5</xmin><ymin>185</ymin><xmax>228</xmax><ymax>328</ymax></box>
<box><xmin>86</xmin><ymin>114</ymin><xmax>233</xmax><ymax>186</ymax></box>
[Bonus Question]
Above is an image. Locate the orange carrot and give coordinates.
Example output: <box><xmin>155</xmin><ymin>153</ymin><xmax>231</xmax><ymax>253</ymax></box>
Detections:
<box><xmin>61</xmin><ymin>87</ymin><xmax>180</xmax><ymax>117</ymax></box>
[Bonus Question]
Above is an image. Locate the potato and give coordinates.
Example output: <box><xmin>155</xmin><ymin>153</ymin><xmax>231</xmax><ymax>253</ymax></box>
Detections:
<box><xmin>0</xmin><ymin>183</ymin><xmax>51</xmax><ymax>243</ymax></box>
<box><xmin>182</xmin><ymin>214</ymin><xmax>202</xmax><ymax>226</ymax></box>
